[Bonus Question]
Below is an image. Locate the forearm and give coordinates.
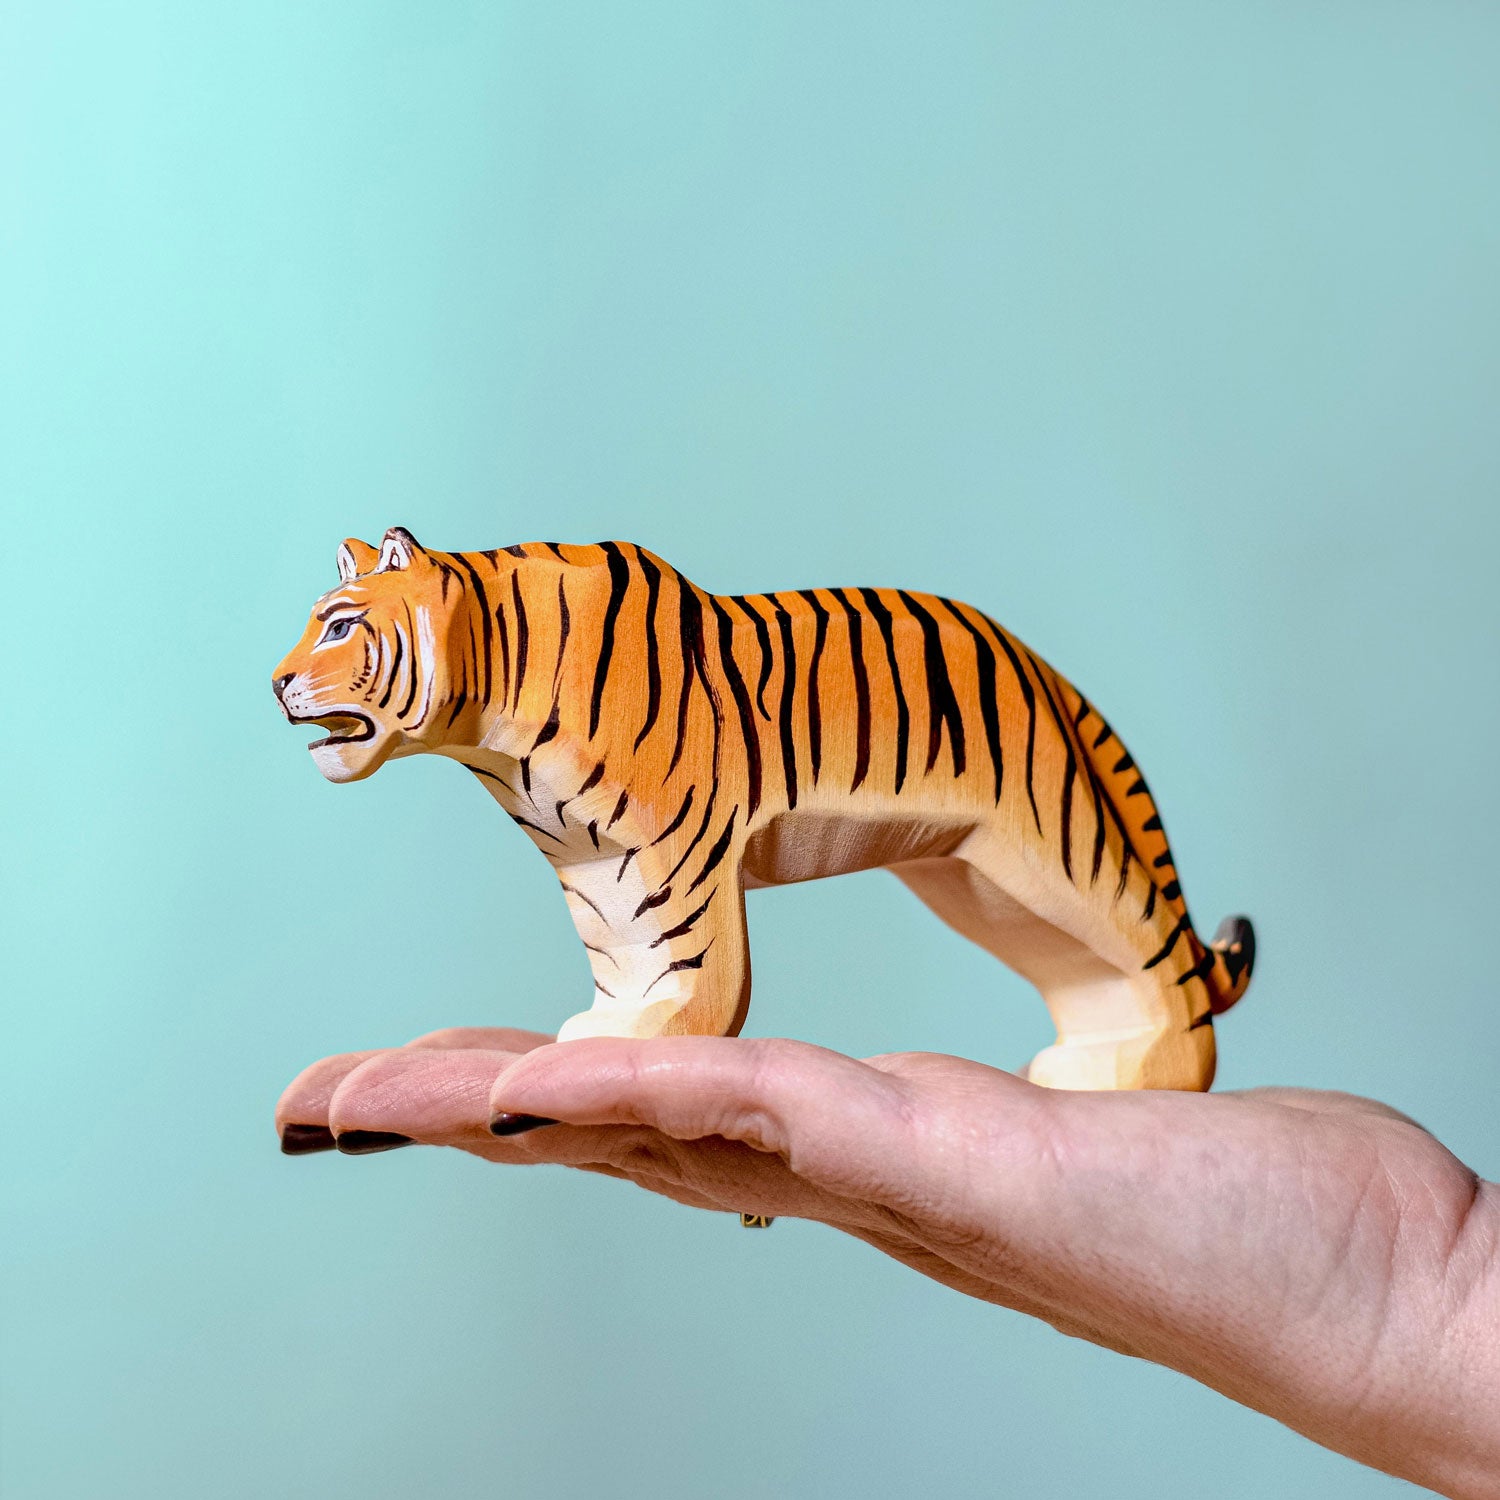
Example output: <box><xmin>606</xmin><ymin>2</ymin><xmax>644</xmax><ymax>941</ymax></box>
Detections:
<box><xmin>1064</xmin><ymin>1176</ymin><xmax>1500</xmax><ymax>1498</ymax></box>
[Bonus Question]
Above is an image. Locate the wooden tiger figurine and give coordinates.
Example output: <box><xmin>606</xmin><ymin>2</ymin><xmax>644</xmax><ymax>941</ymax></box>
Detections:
<box><xmin>272</xmin><ymin>528</ymin><xmax>1254</xmax><ymax>1095</ymax></box>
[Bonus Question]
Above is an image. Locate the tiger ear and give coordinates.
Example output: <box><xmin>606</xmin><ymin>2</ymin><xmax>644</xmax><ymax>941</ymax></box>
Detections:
<box><xmin>376</xmin><ymin>526</ymin><xmax>425</xmax><ymax>573</ymax></box>
<box><xmin>336</xmin><ymin>538</ymin><xmax>379</xmax><ymax>582</ymax></box>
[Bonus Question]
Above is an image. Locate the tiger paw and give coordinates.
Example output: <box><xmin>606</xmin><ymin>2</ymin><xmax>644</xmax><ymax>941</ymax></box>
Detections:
<box><xmin>1025</xmin><ymin>1022</ymin><xmax>1215</xmax><ymax>1093</ymax></box>
<box><xmin>555</xmin><ymin>999</ymin><xmax>687</xmax><ymax>1043</ymax></box>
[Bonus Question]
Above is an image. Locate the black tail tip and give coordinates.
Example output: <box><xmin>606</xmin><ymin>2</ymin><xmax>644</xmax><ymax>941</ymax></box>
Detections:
<box><xmin>1211</xmin><ymin>914</ymin><xmax>1256</xmax><ymax>990</ymax></box>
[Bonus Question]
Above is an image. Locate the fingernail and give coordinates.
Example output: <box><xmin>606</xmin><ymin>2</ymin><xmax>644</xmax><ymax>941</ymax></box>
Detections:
<box><xmin>334</xmin><ymin>1130</ymin><xmax>414</xmax><ymax>1155</ymax></box>
<box><xmin>280</xmin><ymin>1123</ymin><xmax>337</xmax><ymax>1156</ymax></box>
<box><xmin>489</xmin><ymin>1113</ymin><xmax>561</xmax><ymax>1137</ymax></box>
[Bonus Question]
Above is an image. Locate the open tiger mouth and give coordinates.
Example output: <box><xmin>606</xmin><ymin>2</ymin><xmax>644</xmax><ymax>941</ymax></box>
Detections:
<box><xmin>288</xmin><ymin>710</ymin><xmax>375</xmax><ymax>748</ymax></box>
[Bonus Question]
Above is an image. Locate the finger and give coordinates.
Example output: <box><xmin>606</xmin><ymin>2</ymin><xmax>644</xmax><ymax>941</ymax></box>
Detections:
<box><xmin>277</xmin><ymin>1050</ymin><xmax>386</xmax><ymax>1151</ymax></box>
<box><xmin>325</xmin><ymin>1045</ymin><xmax>791</xmax><ymax>1219</ymax></box>
<box><xmin>276</xmin><ymin>1029</ymin><xmax>552</xmax><ymax>1153</ymax></box>
<box><xmin>328</xmin><ymin>1048</ymin><xmax>527</xmax><ymax>1156</ymax></box>
<box><xmin>488</xmin><ymin>1036</ymin><xmax>914</xmax><ymax>1194</ymax></box>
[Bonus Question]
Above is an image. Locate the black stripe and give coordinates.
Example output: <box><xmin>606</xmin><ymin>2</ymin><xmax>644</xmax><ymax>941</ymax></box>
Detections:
<box><xmin>643</xmin><ymin>941</ymin><xmax>714</xmax><ymax>997</ymax></box>
<box><xmin>551</xmin><ymin>575</ymin><xmax>571</xmax><ymax>692</ymax></box>
<box><xmin>362</xmin><ymin>628</ymin><xmax>383</xmax><ymax>701</ymax></box>
<box><xmin>1113</xmin><ymin>751</ymin><xmax>1135</xmax><ymax>773</ymax></box>
<box><xmin>1115</xmin><ymin>839</ymin><xmax>1133</xmax><ymax>901</ymax></box>
<box><xmin>898</xmin><ymin>591</ymin><xmax>966</xmax><ymax>778</ymax></box>
<box><xmin>651</xmin><ymin>785</ymin><xmax>696</xmax><ymax>846</ymax></box>
<box><xmin>666</xmin><ymin>581</ymin><xmax>705</xmax><ymax>781</ymax></box>
<box><xmin>685</xmin><ymin>807</ymin><xmax>738</xmax><ymax>895</ymax></box>
<box><xmin>511</xmin><ymin>814</ymin><xmax>564</xmax><ymax>844</ymax></box>
<box><xmin>1143</xmin><ymin>915</ymin><xmax>1188</xmax><ymax>969</ymax></box>
<box><xmin>576</xmin><ymin>760</ymin><xmax>606</xmax><ymax>797</ymax></box>
<box><xmin>829</xmin><ymin>589</ymin><xmax>872</xmax><ymax>792</ymax></box>
<box><xmin>1176</xmin><ymin>948</ymin><xmax>1216</xmax><ymax>987</ymax></box>
<box><xmin>649</xmin><ymin>889</ymin><xmax>716</xmax><ymax>947</ymax></box>
<box><xmin>1143</xmin><ymin>881</ymin><xmax>1158</xmax><ymax>921</ymax></box>
<box><xmin>971</xmin><ymin>612</ymin><xmax>1042</xmax><ymax>833</ymax></box>
<box><xmin>937</xmin><ymin>598</ymin><xmax>1002</xmax><ymax>803</ymax></box>
<box><xmin>530</xmin><ymin>575</ymin><xmax>571</xmax><ymax>754</ymax></box>
<box><xmin>1161</xmin><ymin>879</ymin><xmax>1182</xmax><ymax>902</ymax></box>
<box><xmin>494</xmin><ymin>595</ymin><xmax>511</xmax><ymax>707</ymax></box>
<box><xmin>771</xmin><ymin>597</ymin><xmax>800</xmax><ymax>810</ymax></box>
<box><xmin>857</xmin><ymin>588</ymin><xmax>910</xmax><ymax>793</ymax></box>
<box><xmin>502</xmin><ymin>543</ymin><xmax>527</xmax><ymax>558</ymax></box>
<box><xmin>545</xmin><ymin>542</ymin><xmax>568</xmax><ymax>560</ymax></box>
<box><xmin>796</xmin><ymin>589</ymin><xmax>829</xmax><ymax>784</ymax></box>
<box><xmin>633</xmin><ymin>547</ymin><xmax>663</xmax><ymax>751</ymax></box>
<box><xmin>1026</xmin><ymin>651</ymin><xmax>1078</xmax><ymax>882</ymax></box>
<box><xmin>660</xmin><ymin>782</ymin><xmax>718</xmax><ymax>887</ymax></box>
<box><xmin>1057</xmin><ymin>683</ymin><xmax>1110</xmax><ymax>888</ymax></box>
<box><xmin>728</xmin><ymin>595</ymin><xmax>774</xmax><ymax>719</ymax></box>
<box><xmin>558</xmin><ymin>881</ymin><xmax>605</xmax><ymax>921</ymax></box>
<box><xmin>397</xmin><ymin>602</ymin><xmax>421</xmax><ymax>720</ymax></box>
<box><xmin>377</xmin><ymin>621</ymin><xmax>405</xmax><ymax>709</ymax></box>
<box><xmin>634</xmin><ymin>887</ymin><xmax>672</xmax><ymax>920</ymax></box>
<box><xmin>510</xmin><ymin>572</ymin><xmax>529</xmax><ymax>712</ymax></box>
<box><xmin>589</xmin><ymin>542</ymin><xmax>632</xmax><ymax>739</ymax></box>
<box><xmin>530</xmin><ymin>703</ymin><xmax>560</xmax><ymax>752</ymax></box>
<box><xmin>465</xmin><ymin>763</ymin><xmax>515</xmax><ymax>794</ymax></box>
<box><xmin>606</xmin><ymin>791</ymin><xmax>629</xmax><ymax>829</ymax></box>
<box><xmin>1086</xmin><ymin>760</ymin><xmax>1106</xmax><ymax>885</ymax></box>
<box><xmin>454</xmin><ymin>554</ymin><xmax>495</xmax><ymax>703</ymax></box>
<box><xmin>1142</xmin><ymin>813</ymin><xmax>1162</xmax><ymax>832</ymax></box>
<box><xmin>708</xmin><ymin>598</ymin><xmax>764</xmax><ymax>818</ymax></box>
<box><xmin>617</xmin><ymin>847</ymin><xmax>640</xmax><ymax>881</ymax></box>
<box><xmin>1092</xmin><ymin>722</ymin><xmax>1112</xmax><ymax>749</ymax></box>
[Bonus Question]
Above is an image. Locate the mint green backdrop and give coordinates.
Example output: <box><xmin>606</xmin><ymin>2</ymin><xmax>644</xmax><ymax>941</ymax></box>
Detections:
<box><xmin>4</xmin><ymin>5</ymin><xmax>1497</xmax><ymax>1497</ymax></box>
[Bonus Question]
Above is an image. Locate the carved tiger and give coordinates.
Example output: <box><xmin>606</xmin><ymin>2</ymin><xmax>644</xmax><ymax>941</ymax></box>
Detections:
<box><xmin>272</xmin><ymin>528</ymin><xmax>1254</xmax><ymax>1094</ymax></box>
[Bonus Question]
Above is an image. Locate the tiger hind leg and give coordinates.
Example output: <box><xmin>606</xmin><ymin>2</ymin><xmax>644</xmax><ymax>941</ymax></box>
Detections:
<box><xmin>892</xmin><ymin>848</ymin><xmax>1215</xmax><ymax>1093</ymax></box>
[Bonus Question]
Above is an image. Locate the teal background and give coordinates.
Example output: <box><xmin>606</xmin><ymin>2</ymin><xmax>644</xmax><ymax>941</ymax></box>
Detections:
<box><xmin>4</xmin><ymin>4</ymin><xmax>1497</xmax><ymax>1496</ymax></box>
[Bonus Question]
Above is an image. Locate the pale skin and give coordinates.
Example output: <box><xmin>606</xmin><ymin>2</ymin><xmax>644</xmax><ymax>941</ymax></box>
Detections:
<box><xmin>278</xmin><ymin>1029</ymin><xmax>1500</xmax><ymax>1497</ymax></box>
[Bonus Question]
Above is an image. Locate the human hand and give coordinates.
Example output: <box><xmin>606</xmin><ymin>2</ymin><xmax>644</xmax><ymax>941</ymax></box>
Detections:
<box><xmin>278</xmin><ymin>1030</ymin><xmax>1500</xmax><ymax>1497</ymax></box>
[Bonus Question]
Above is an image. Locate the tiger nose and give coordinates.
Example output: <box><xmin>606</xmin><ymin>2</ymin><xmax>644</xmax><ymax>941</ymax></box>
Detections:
<box><xmin>273</xmin><ymin>673</ymin><xmax>294</xmax><ymax>702</ymax></box>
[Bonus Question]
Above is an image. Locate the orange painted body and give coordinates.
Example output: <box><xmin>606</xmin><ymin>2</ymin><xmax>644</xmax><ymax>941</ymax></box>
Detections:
<box><xmin>273</xmin><ymin>529</ymin><xmax>1254</xmax><ymax>1092</ymax></box>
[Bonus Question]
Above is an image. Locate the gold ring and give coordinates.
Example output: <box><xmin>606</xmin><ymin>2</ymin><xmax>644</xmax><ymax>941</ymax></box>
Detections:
<box><xmin>739</xmin><ymin>1213</ymin><xmax>774</xmax><ymax>1228</ymax></box>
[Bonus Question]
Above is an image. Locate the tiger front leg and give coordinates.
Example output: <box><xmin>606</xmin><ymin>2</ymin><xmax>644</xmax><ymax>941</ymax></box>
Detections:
<box><xmin>553</xmin><ymin>869</ymin><xmax>751</xmax><ymax>1043</ymax></box>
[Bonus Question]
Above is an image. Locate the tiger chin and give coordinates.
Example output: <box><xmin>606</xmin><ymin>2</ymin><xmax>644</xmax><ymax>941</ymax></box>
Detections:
<box><xmin>273</xmin><ymin>526</ymin><xmax>1255</xmax><ymax>1102</ymax></box>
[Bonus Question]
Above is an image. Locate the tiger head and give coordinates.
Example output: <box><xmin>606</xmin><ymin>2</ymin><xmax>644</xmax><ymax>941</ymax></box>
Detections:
<box><xmin>272</xmin><ymin>526</ymin><xmax>468</xmax><ymax>783</ymax></box>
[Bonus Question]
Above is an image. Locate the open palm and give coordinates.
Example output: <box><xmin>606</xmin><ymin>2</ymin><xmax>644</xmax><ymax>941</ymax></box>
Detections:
<box><xmin>278</xmin><ymin>1028</ymin><xmax>1499</xmax><ymax>1497</ymax></box>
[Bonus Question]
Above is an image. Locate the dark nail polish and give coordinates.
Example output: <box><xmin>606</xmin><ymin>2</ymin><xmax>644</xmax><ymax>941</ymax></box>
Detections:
<box><xmin>280</xmin><ymin>1123</ymin><xmax>337</xmax><ymax>1156</ymax></box>
<box><xmin>334</xmin><ymin>1130</ymin><xmax>414</xmax><ymax>1155</ymax></box>
<box><xmin>489</xmin><ymin>1113</ymin><xmax>561</xmax><ymax>1137</ymax></box>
